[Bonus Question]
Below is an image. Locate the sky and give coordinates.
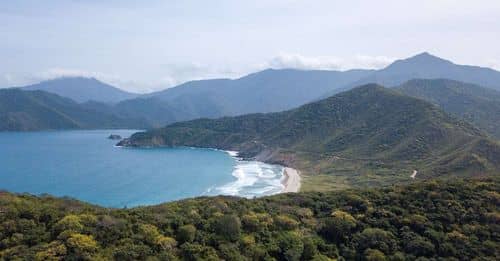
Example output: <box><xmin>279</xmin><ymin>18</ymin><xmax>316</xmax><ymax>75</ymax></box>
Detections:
<box><xmin>1</xmin><ymin>0</ymin><xmax>500</xmax><ymax>93</ymax></box>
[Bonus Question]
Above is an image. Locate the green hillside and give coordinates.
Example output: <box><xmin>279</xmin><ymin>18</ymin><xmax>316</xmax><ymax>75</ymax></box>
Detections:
<box><xmin>396</xmin><ymin>79</ymin><xmax>500</xmax><ymax>139</ymax></box>
<box><xmin>0</xmin><ymin>178</ymin><xmax>498</xmax><ymax>260</ymax></box>
<box><xmin>0</xmin><ymin>89</ymin><xmax>146</xmax><ymax>131</ymax></box>
<box><xmin>120</xmin><ymin>84</ymin><xmax>500</xmax><ymax>190</ymax></box>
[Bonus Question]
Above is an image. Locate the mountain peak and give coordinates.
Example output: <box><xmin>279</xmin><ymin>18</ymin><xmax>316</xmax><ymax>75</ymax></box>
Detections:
<box><xmin>399</xmin><ymin>52</ymin><xmax>453</xmax><ymax>65</ymax></box>
<box><xmin>21</xmin><ymin>77</ymin><xmax>138</xmax><ymax>103</ymax></box>
<box><xmin>413</xmin><ymin>51</ymin><xmax>433</xmax><ymax>58</ymax></box>
<box><xmin>338</xmin><ymin>83</ymin><xmax>389</xmax><ymax>96</ymax></box>
<box><xmin>378</xmin><ymin>52</ymin><xmax>455</xmax><ymax>76</ymax></box>
<box><xmin>352</xmin><ymin>83</ymin><xmax>385</xmax><ymax>91</ymax></box>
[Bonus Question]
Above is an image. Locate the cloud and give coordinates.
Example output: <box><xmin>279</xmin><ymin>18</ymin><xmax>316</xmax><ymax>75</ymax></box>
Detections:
<box><xmin>487</xmin><ymin>60</ymin><xmax>500</xmax><ymax>71</ymax></box>
<box><xmin>265</xmin><ymin>54</ymin><xmax>343</xmax><ymax>70</ymax></box>
<box><xmin>263</xmin><ymin>53</ymin><xmax>394</xmax><ymax>71</ymax></box>
<box><xmin>159</xmin><ymin>63</ymin><xmax>233</xmax><ymax>84</ymax></box>
<box><xmin>35</xmin><ymin>68</ymin><xmax>105</xmax><ymax>80</ymax></box>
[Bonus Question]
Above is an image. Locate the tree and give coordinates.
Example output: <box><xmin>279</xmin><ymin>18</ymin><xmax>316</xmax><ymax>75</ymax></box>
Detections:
<box><xmin>112</xmin><ymin>239</ymin><xmax>153</xmax><ymax>260</ymax></box>
<box><xmin>53</xmin><ymin>215</ymin><xmax>83</xmax><ymax>235</ymax></box>
<box><xmin>65</xmin><ymin>233</ymin><xmax>98</xmax><ymax>259</ymax></box>
<box><xmin>320</xmin><ymin>210</ymin><xmax>357</xmax><ymax>243</ymax></box>
<box><xmin>278</xmin><ymin>231</ymin><xmax>304</xmax><ymax>261</ymax></box>
<box><xmin>138</xmin><ymin>224</ymin><xmax>177</xmax><ymax>251</ymax></box>
<box><xmin>213</xmin><ymin>215</ymin><xmax>241</xmax><ymax>241</ymax></box>
<box><xmin>181</xmin><ymin>243</ymin><xmax>219</xmax><ymax>261</ymax></box>
<box><xmin>177</xmin><ymin>225</ymin><xmax>196</xmax><ymax>243</ymax></box>
<box><xmin>364</xmin><ymin>248</ymin><xmax>386</xmax><ymax>261</ymax></box>
<box><xmin>301</xmin><ymin>237</ymin><xmax>318</xmax><ymax>260</ymax></box>
<box><xmin>275</xmin><ymin>215</ymin><xmax>299</xmax><ymax>230</ymax></box>
<box><xmin>354</xmin><ymin>228</ymin><xmax>397</xmax><ymax>254</ymax></box>
<box><xmin>405</xmin><ymin>236</ymin><xmax>435</xmax><ymax>257</ymax></box>
<box><xmin>34</xmin><ymin>241</ymin><xmax>67</xmax><ymax>261</ymax></box>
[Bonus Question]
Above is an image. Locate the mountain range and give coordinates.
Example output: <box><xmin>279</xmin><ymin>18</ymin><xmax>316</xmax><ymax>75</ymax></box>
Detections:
<box><xmin>3</xmin><ymin>52</ymin><xmax>500</xmax><ymax>133</ymax></box>
<box><xmin>125</xmin><ymin>52</ymin><xmax>500</xmax><ymax>126</ymax></box>
<box><xmin>119</xmin><ymin>85</ymin><xmax>500</xmax><ymax>189</ymax></box>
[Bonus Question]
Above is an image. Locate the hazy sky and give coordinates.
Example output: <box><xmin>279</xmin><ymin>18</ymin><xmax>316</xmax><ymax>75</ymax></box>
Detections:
<box><xmin>1</xmin><ymin>0</ymin><xmax>500</xmax><ymax>93</ymax></box>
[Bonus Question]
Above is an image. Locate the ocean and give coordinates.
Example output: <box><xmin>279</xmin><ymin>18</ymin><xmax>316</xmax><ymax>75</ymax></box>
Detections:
<box><xmin>0</xmin><ymin>130</ymin><xmax>283</xmax><ymax>207</ymax></box>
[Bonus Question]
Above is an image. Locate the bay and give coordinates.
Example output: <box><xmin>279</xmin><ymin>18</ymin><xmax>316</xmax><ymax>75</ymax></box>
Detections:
<box><xmin>0</xmin><ymin>130</ymin><xmax>283</xmax><ymax>207</ymax></box>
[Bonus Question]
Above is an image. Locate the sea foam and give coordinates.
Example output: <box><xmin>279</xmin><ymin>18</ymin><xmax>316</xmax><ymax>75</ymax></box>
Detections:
<box><xmin>213</xmin><ymin>159</ymin><xmax>285</xmax><ymax>198</ymax></box>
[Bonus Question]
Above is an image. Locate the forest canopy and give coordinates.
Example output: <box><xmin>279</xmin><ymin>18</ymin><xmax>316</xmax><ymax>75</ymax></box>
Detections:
<box><xmin>0</xmin><ymin>178</ymin><xmax>499</xmax><ymax>260</ymax></box>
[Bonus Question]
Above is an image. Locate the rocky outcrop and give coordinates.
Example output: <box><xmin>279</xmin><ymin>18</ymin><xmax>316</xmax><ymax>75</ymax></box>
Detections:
<box><xmin>108</xmin><ymin>134</ymin><xmax>122</xmax><ymax>140</ymax></box>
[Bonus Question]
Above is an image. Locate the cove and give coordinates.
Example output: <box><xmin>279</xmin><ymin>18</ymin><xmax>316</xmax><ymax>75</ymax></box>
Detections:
<box><xmin>0</xmin><ymin>130</ymin><xmax>283</xmax><ymax>207</ymax></box>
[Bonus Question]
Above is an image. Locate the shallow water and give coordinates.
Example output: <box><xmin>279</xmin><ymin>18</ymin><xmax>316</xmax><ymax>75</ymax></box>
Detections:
<box><xmin>0</xmin><ymin>130</ymin><xmax>283</xmax><ymax>207</ymax></box>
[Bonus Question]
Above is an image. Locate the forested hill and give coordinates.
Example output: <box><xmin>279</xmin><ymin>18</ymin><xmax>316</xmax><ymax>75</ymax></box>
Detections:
<box><xmin>119</xmin><ymin>84</ymin><xmax>500</xmax><ymax>189</ymax></box>
<box><xmin>396</xmin><ymin>79</ymin><xmax>500</xmax><ymax>139</ymax></box>
<box><xmin>0</xmin><ymin>88</ymin><xmax>147</xmax><ymax>131</ymax></box>
<box><xmin>0</xmin><ymin>178</ymin><xmax>498</xmax><ymax>260</ymax></box>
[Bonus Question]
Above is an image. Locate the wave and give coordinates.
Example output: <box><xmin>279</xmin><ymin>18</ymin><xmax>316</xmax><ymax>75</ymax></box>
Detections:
<box><xmin>225</xmin><ymin>150</ymin><xmax>239</xmax><ymax>157</ymax></box>
<box><xmin>212</xmin><ymin>160</ymin><xmax>284</xmax><ymax>198</ymax></box>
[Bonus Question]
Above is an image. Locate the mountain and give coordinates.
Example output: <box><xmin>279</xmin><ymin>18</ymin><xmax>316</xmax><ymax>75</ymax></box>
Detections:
<box><xmin>112</xmin><ymin>97</ymin><xmax>201</xmax><ymax>128</ymax></box>
<box><xmin>148</xmin><ymin>69</ymin><xmax>375</xmax><ymax>115</ymax></box>
<box><xmin>21</xmin><ymin>77</ymin><xmax>139</xmax><ymax>103</ymax></box>
<box><xmin>395</xmin><ymin>79</ymin><xmax>500</xmax><ymax>139</ymax></box>
<box><xmin>12</xmin><ymin>53</ymin><xmax>500</xmax><ymax>129</ymax></box>
<box><xmin>352</xmin><ymin>52</ymin><xmax>500</xmax><ymax>90</ymax></box>
<box><xmin>119</xmin><ymin>85</ymin><xmax>500</xmax><ymax>189</ymax></box>
<box><xmin>117</xmin><ymin>69</ymin><xmax>374</xmax><ymax>126</ymax></box>
<box><xmin>1</xmin><ymin>177</ymin><xmax>497</xmax><ymax>260</ymax></box>
<box><xmin>114</xmin><ymin>53</ymin><xmax>500</xmax><ymax>127</ymax></box>
<box><xmin>0</xmin><ymin>88</ymin><xmax>146</xmax><ymax>131</ymax></box>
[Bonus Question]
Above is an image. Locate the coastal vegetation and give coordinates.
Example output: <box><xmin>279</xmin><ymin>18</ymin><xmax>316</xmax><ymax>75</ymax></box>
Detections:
<box><xmin>119</xmin><ymin>84</ymin><xmax>500</xmax><ymax>190</ymax></box>
<box><xmin>0</xmin><ymin>177</ymin><xmax>498</xmax><ymax>260</ymax></box>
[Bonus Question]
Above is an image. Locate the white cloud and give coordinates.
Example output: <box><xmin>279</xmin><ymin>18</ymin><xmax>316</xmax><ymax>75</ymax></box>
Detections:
<box><xmin>263</xmin><ymin>53</ymin><xmax>394</xmax><ymax>71</ymax></box>
<box><xmin>265</xmin><ymin>54</ymin><xmax>343</xmax><ymax>70</ymax></box>
<box><xmin>35</xmin><ymin>68</ymin><xmax>105</xmax><ymax>80</ymax></box>
<box><xmin>352</xmin><ymin>55</ymin><xmax>394</xmax><ymax>70</ymax></box>
<box><xmin>487</xmin><ymin>60</ymin><xmax>500</xmax><ymax>71</ymax></box>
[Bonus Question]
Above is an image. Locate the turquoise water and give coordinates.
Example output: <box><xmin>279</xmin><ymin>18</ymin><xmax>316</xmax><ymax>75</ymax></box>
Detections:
<box><xmin>0</xmin><ymin>130</ymin><xmax>283</xmax><ymax>207</ymax></box>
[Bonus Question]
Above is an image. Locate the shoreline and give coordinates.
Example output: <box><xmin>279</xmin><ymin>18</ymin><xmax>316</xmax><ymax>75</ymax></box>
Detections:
<box><xmin>282</xmin><ymin>167</ymin><xmax>301</xmax><ymax>193</ymax></box>
<box><xmin>223</xmin><ymin>150</ymin><xmax>301</xmax><ymax>194</ymax></box>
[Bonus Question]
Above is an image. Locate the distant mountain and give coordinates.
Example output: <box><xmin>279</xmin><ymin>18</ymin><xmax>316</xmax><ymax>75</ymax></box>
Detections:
<box><xmin>21</xmin><ymin>77</ymin><xmax>139</xmax><ymax>103</ymax></box>
<box><xmin>152</xmin><ymin>69</ymin><xmax>374</xmax><ymax>114</ymax></box>
<box><xmin>396</xmin><ymin>79</ymin><xmax>500</xmax><ymax>139</ymax></box>
<box><xmin>112</xmin><ymin>97</ymin><xmax>203</xmax><ymax>128</ymax></box>
<box><xmin>121</xmin><ymin>69</ymin><xmax>374</xmax><ymax>125</ymax></box>
<box><xmin>120</xmin><ymin>85</ymin><xmax>500</xmax><ymax>188</ymax></box>
<box><xmin>0</xmin><ymin>89</ymin><xmax>146</xmax><ymax>131</ymax></box>
<box><xmin>352</xmin><ymin>52</ymin><xmax>500</xmax><ymax>89</ymax></box>
<box><xmin>116</xmin><ymin>53</ymin><xmax>500</xmax><ymax>127</ymax></box>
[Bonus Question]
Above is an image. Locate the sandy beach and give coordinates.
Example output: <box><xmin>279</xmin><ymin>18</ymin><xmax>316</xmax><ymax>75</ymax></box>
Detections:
<box><xmin>282</xmin><ymin>167</ymin><xmax>301</xmax><ymax>193</ymax></box>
